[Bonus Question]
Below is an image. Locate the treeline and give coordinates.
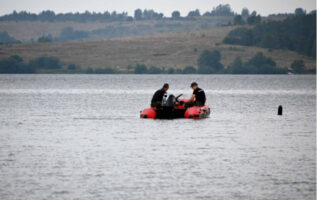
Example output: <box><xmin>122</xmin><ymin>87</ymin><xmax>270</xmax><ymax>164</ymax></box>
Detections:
<box><xmin>133</xmin><ymin>50</ymin><xmax>312</xmax><ymax>74</ymax></box>
<box><xmin>1</xmin><ymin>49</ymin><xmax>313</xmax><ymax>74</ymax></box>
<box><xmin>0</xmin><ymin>10</ymin><xmax>133</xmax><ymax>22</ymax></box>
<box><xmin>133</xmin><ymin>64</ymin><xmax>198</xmax><ymax>74</ymax></box>
<box><xmin>197</xmin><ymin>50</ymin><xmax>288</xmax><ymax>74</ymax></box>
<box><xmin>0</xmin><ymin>4</ymin><xmax>236</xmax><ymax>22</ymax></box>
<box><xmin>0</xmin><ymin>31</ymin><xmax>21</xmax><ymax>44</ymax></box>
<box><xmin>232</xmin><ymin>11</ymin><xmax>261</xmax><ymax>25</ymax></box>
<box><xmin>224</xmin><ymin>11</ymin><xmax>316</xmax><ymax>58</ymax></box>
<box><xmin>0</xmin><ymin>55</ymin><xmax>116</xmax><ymax>74</ymax></box>
<box><xmin>0</xmin><ymin>55</ymin><xmax>62</xmax><ymax>73</ymax></box>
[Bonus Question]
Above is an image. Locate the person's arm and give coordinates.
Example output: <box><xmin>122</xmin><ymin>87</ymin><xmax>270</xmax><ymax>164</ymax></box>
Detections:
<box><xmin>189</xmin><ymin>94</ymin><xmax>195</xmax><ymax>102</ymax></box>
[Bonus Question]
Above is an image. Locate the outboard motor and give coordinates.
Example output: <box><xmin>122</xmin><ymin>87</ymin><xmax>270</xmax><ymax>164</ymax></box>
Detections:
<box><xmin>162</xmin><ymin>94</ymin><xmax>176</xmax><ymax>107</ymax></box>
<box><xmin>157</xmin><ymin>94</ymin><xmax>176</xmax><ymax>119</ymax></box>
<box><xmin>165</xmin><ymin>95</ymin><xmax>176</xmax><ymax>107</ymax></box>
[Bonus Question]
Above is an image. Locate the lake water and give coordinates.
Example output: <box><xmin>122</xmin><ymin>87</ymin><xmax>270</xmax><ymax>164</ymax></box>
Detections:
<box><xmin>0</xmin><ymin>74</ymin><xmax>315</xmax><ymax>200</ymax></box>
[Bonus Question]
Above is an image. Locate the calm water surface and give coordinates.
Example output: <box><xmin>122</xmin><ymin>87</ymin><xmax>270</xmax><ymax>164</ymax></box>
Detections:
<box><xmin>0</xmin><ymin>75</ymin><xmax>315</xmax><ymax>200</ymax></box>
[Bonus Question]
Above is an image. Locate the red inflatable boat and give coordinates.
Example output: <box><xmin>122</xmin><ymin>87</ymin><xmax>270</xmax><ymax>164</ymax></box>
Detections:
<box><xmin>140</xmin><ymin>94</ymin><xmax>210</xmax><ymax>119</ymax></box>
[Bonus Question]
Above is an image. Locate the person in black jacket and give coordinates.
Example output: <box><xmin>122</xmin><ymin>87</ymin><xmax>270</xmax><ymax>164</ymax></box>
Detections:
<box><xmin>151</xmin><ymin>83</ymin><xmax>169</xmax><ymax>107</ymax></box>
<box><xmin>185</xmin><ymin>82</ymin><xmax>206</xmax><ymax>108</ymax></box>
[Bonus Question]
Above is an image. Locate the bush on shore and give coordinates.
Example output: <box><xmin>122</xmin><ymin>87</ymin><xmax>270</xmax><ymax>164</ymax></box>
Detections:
<box><xmin>1</xmin><ymin>52</ymin><xmax>311</xmax><ymax>74</ymax></box>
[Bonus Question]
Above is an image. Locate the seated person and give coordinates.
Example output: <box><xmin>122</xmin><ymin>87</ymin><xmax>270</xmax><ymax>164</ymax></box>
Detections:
<box><xmin>185</xmin><ymin>82</ymin><xmax>206</xmax><ymax>108</ymax></box>
<box><xmin>151</xmin><ymin>83</ymin><xmax>169</xmax><ymax>108</ymax></box>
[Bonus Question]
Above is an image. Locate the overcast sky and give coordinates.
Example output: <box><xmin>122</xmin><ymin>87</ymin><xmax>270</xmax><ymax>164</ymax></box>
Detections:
<box><xmin>0</xmin><ymin>0</ymin><xmax>315</xmax><ymax>16</ymax></box>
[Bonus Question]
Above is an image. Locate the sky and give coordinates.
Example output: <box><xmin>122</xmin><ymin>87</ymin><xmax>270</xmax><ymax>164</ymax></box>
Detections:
<box><xmin>0</xmin><ymin>0</ymin><xmax>316</xmax><ymax>16</ymax></box>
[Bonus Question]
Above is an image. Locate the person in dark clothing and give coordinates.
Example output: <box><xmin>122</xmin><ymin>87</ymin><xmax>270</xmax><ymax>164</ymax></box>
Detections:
<box><xmin>185</xmin><ymin>82</ymin><xmax>206</xmax><ymax>108</ymax></box>
<box><xmin>151</xmin><ymin>83</ymin><xmax>169</xmax><ymax>107</ymax></box>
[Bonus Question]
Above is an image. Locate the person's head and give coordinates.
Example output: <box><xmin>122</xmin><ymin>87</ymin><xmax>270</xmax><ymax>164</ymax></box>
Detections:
<box><xmin>162</xmin><ymin>83</ymin><xmax>169</xmax><ymax>92</ymax></box>
<box><xmin>190</xmin><ymin>82</ymin><xmax>198</xmax><ymax>90</ymax></box>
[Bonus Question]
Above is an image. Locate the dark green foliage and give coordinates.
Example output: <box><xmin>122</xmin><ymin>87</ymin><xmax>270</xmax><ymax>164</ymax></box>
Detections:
<box><xmin>0</xmin><ymin>52</ymin><xmax>291</xmax><ymax>74</ymax></box>
<box><xmin>245</xmin><ymin>52</ymin><xmax>277</xmax><ymax>74</ymax></box>
<box><xmin>134</xmin><ymin>9</ymin><xmax>163</xmax><ymax>20</ymax></box>
<box><xmin>37</xmin><ymin>34</ymin><xmax>53</xmax><ymax>43</ymax></box>
<box><xmin>198</xmin><ymin>50</ymin><xmax>220</xmax><ymax>66</ymax></box>
<box><xmin>148</xmin><ymin>66</ymin><xmax>163</xmax><ymax>74</ymax></box>
<box><xmin>246</xmin><ymin>14</ymin><xmax>261</xmax><ymax>25</ymax></box>
<box><xmin>134</xmin><ymin>9</ymin><xmax>142</xmax><ymax>20</ymax></box>
<box><xmin>172</xmin><ymin>11</ymin><xmax>181</xmax><ymax>19</ymax></box>
<box><xmin>233</xmin><ymin>15</ymin><xmax>245</xmax><ymax>25</ymax></box>
<box><xmin>0</xmin><ymin>10</ymin><xmax>132</xmax><ymax>22</ymax></box>
<box><xmin>29</xmin><ymin>56</ymin><xmax>61</xmax><ymax>69</ymax></box>
<box><xmin>93</xmin><ymin>67</ymin><xmax>115</xmax><ymax>74</ymax></box>
<box><xmin>182</xmin><ymin>66</ymin><xmax>197</xmax><ymax>74</ymax></box>
<box><xmin>241</xmin><ymin>8</ymin><xmax>249</xmax><ymax>17</ymax></box>
<box><xmin>226</xmin><ymin>53</ymin><xmax>287</xmax><ymax>74</ymax></box>
<box><xmin>126</xmin><ymin>17</ymin><xmax>134</xmax><ymax>22</ymax></box>
<box><xmin>0</xmin><ymin>55</ymin><xmax>120</xmax><ymax>74</ymax></box>
<box><xmin>133</xmin><ymin>64</ymin><xmax>164</xmax><ymax>74</ymax></box>
<box><xmin>0</xmin><ymin>55</ymin><xmax>34</xmax><ymax>73</ymax></box>
<box><xmin>310</xmin><ymin>10</ymin><xmax>316</xmax><ymax>15</ymax></box>
<box><xmin>223</xmin><ymin>13</ymin><xmax>316</xmax><ymax>58</ymax></box>
<box><xmin>226</xmin><ymin>56</ymin><xmax>244</xmax><ymax>74</ymax></box>
<box><xmin>67</xmin><ymin>64</ymin><xmax>78</xmax><ymax>70</ymax></box>
<box><xmin>58</xmin><ymin>27</ymin><xmax>88</xmax><ymax>41</ymax></box>
<box><xmin>204</xmin><ymin>4</ymin><xmax>234</xmax><ymax>16</ymax></box>
<box><xmin>0</xmin><ymin>31</ymin><xmax>20</xmax><ymax>44</ymax></box>
<box><xmin>167</xmin><ymin>68</ymin><xmax>175</xmax><ymax>74</ymax></box>
<box><xmin>223</xmin><ymin>28</ymin><xmax>254</xmax><ymax>45</ymax></box>
<box><xmin>187</xmin><ymin>9</ymin><xmax>201</xmax><ymax>18</ymax></box>
<box><xmin>290</xmin><ymin>60</ymin><xmax>305</xmax><ymax>74</ymax></box>
<box><xmin>295</xmin><ymin>8</ymin><xmax>306</xmax><ymax>15</ymax></box>
<box><xmin>197</xmin><ymin>50</ymin><xmax>224</xmax><ymax>73</ymax></box>
<box><xmin>260</xmin><ymin>34</ymin><xmax>278</xmax><ymax>49</ymax></box>
<box><xmin>85</xmin><ymin>67</ymin><xmax>94</xmax><ymax>74</ymax></box>
<box><xmin>0</xmin><ymin>55</ymin><xmax>62</xmax><ymax>73</ymax></box>
<box><xmin>143</xmin><ymin>9</ymin><xmax>163</xmax><ymax>20</ymax></box>
<box><xmin>0</xmin><ymin>5</ymin><xmax>236</xmax><ymax>22</ymax></box>
<box><xmin>268</xmin><ymin>13</ymin><xmax>294</xmax><ymax>17</ymax></box>
<box><xmin>134</xmin><ymin>64</ymin><xmax>148</xmax><ymax>74</ymax></box>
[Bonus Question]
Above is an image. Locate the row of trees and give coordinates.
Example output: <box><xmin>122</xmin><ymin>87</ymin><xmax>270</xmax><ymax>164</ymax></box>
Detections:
<box><xmin>132</xmin><ymin>50</ymin><xmax>310</xmax><ymax>74</ymax></box>
<box><xmin>233</xmin><ymin>12</ymin><xmax>261</xmax><ymax>25</ymax></box>
<box><xmin>226</xmin><ymin>53</ymin><xmax>287</xmax><ymax>74</ymax></box>
<box><xmin>137</xmin><ymin>5</ymin><xmax>246</xmax><ymax>20</ymax></box>
<box><xmin>0</xmin><ymin>10</ymin><xmax>133</xmax><ymax>22</ymax></box>
<box><xmin>197</xmin><ymin>50</ymin><xmax>289</xmax><ymax>74</ymax></box>
<box><xmin>203</xmin><ymin>4</ymin><xmax>234</xmax><ymax>16</ymax></box>
<box><xmin>134</xmin><ymin>9</ymin><xmax>164</xmax><ymax>20</ymax></box>
<box><xmin>133</xmin><ymin>64</ymin><xmax>198</xmax><ymax>74</ymax></box>
<box><xmin>0</xmin><ymin>55</ymin><xmax>61</xmax><ymax>73</ymax></box>
<box><xmin>0</xmin><ymin>50</ymin><xmax>311</xmax><ymax>74</ymax></box>
<box><xmin>0</xmin><ymin>5</ymin><xmax>246</xmax><ymax>22</ymax></box>
<box><xmin>224</xmin><ymin>12</ymin><xmax>316</xmax><ymax>58</ymax></box>
<box><xmin>268</xmin><ymin>8</ymin><xmax>315</xmax><ymax>17</ymax></box>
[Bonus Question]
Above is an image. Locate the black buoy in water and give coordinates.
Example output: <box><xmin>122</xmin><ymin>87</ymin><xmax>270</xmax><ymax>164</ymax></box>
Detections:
<box><xmin>278</xmin><ymin>105</ymin><xmax>283</xmax><ymax>115</ymax></box>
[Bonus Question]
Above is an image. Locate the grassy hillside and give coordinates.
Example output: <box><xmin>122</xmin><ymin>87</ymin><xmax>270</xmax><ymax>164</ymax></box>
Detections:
<box><xmin>0</xmin><ymin>16</ymin><xmax>286</xmax><ymax>42</ymax></box>
<box><xmin>0</xmin><ymin>26</ymin><xmax>315</xmax><ymax>71</ymax></box>
<box><xmin>0</xmin><ymin>16</ymin><xmax>233</xmax><ymax>42</ymax></box>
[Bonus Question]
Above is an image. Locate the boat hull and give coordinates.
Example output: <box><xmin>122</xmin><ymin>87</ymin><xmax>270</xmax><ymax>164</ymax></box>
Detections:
<box><xmin>140</xmin><ymin>99</ymin><xmax>210</xmax><ymax>119</ymax></box>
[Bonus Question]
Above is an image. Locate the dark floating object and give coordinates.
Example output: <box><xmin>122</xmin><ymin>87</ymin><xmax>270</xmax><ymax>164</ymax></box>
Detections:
<box><xmin>278</xmin><ymin>105</ymin><xmax>283</xmax><ymax>115</ymax></box>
